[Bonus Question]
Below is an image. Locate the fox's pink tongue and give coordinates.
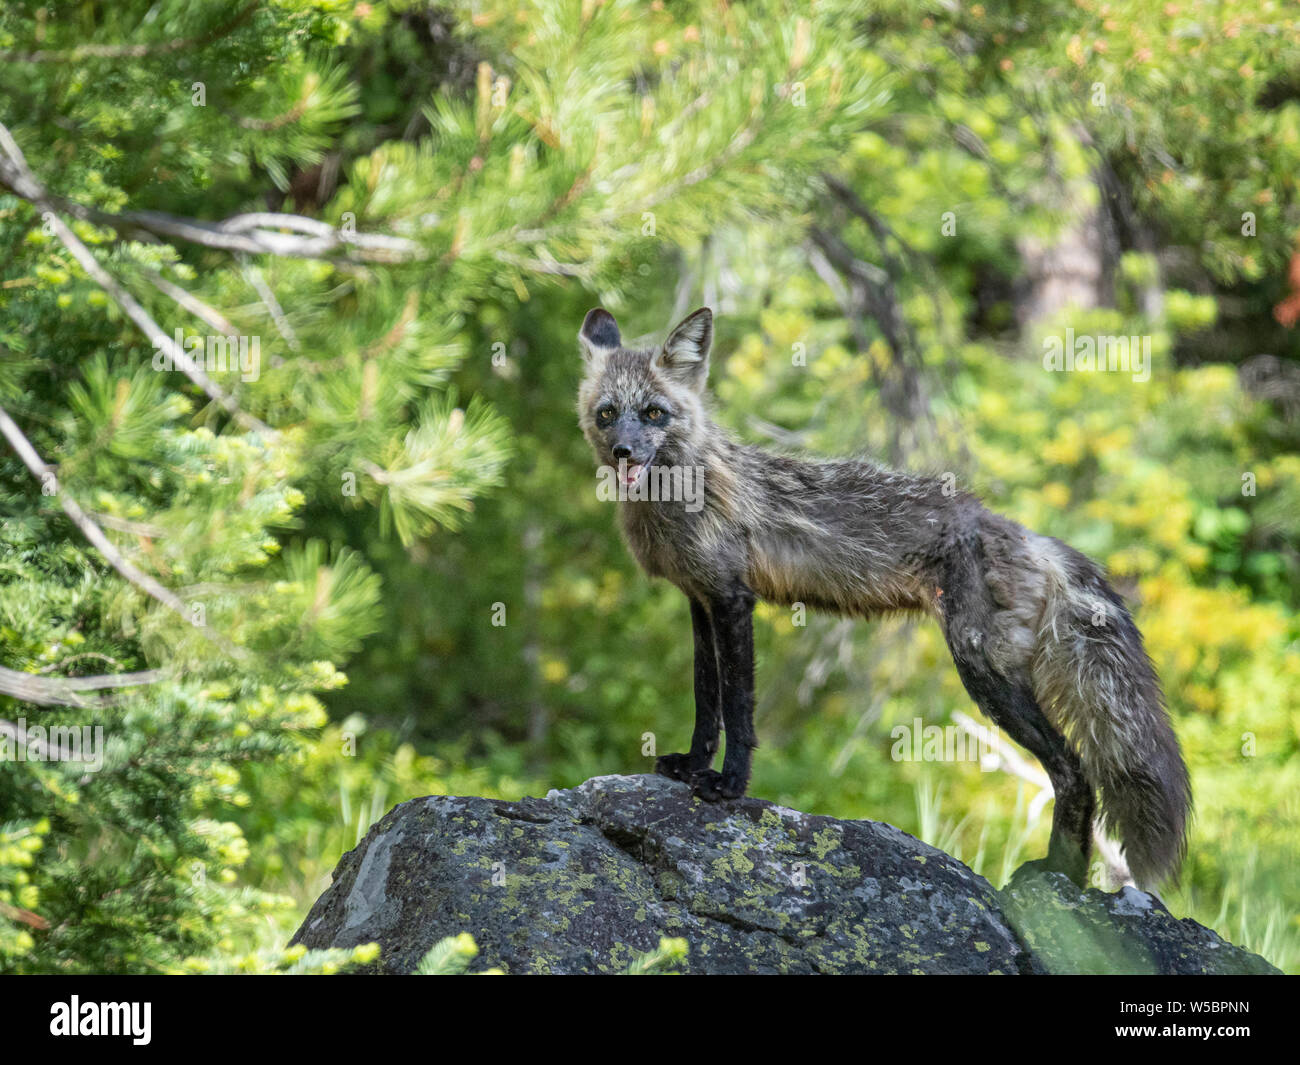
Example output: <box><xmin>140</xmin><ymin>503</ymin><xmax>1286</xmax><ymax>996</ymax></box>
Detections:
<box><xmin>623</xmin><ymin>463</ymin><xmax>643</xmax><ymax>486</ymax></box>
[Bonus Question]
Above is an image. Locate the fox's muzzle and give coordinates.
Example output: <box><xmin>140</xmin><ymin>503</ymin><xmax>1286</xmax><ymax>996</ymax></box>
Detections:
<box><xmin>605</xmin><ymin>414</ymin><xmax>655</xmax><ymax>468</ymax></box>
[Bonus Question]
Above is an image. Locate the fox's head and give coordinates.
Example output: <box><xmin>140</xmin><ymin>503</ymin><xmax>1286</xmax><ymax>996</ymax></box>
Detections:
<box><xmin>576</xmin><ymin>307</ymin><xmax>713</xmax><ymax>488</ymax></box>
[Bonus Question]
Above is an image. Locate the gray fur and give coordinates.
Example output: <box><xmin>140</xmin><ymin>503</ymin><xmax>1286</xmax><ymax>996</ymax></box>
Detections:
<box><xmin>578</xmin><ymin>307</ymin><xmax>1191</xmax><ymax>888</ymax></box>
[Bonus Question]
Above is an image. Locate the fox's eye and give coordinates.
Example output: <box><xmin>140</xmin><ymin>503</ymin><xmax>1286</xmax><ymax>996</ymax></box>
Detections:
<box><xmin>644</xmin><ymin>406</ymin><xmax>665</xmax><ymax>422</ymax></box>
<box><xmin>596</xmin><ymin>407</ymin><xmax>615</xmax><ymax>427</ymax></box>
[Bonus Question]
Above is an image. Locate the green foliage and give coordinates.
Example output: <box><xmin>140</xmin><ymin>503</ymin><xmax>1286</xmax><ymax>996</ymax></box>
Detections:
<box><xmin>408</xmin><ymin>932</ymin><xmax>686</xmax><ymax>974</ymax></box>
<box><xmin>413</xmin><ymin>932</ymin><xmax>482</xmax><ymax>975</ymax></box>
<box><xmin>622</xmin><ymin>936</ymin><xmax>689</xmax><ymax>975</ymax></box>
<box><xmin>197</xmin><ymin>940</ymin><xmax>380</xmax><ymax>976</ymax></box>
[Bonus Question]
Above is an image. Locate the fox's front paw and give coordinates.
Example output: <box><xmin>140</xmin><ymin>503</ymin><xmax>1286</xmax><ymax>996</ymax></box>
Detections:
<box><xmin>654</xmin><ymin>752</ymin><xmax>699</xmax><ymax>782</ymax></box>
<box><xmin>691</xmin><ymin>768</ymin><xmax>747</xmax><ymax>802</ymax></box>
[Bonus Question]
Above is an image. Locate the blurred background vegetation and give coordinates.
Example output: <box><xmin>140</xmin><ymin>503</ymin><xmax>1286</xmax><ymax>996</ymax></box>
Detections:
<box><xmin>0</xmin><ymin>0</ymin><xmax>1296</xmax><ymax>973</ymax></box>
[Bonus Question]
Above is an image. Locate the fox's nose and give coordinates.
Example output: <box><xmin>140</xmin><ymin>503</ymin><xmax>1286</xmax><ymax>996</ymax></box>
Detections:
<box><xmin>612</xmin><ymin>444</ymin><xmax>632</xmax><ymax>460</ymax></box>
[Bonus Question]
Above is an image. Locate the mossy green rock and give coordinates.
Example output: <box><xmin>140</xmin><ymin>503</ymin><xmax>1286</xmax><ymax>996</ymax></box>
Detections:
<box><xmin>291</xmin><ymin>774</ymin><xmax>1274</xmax><ymax>974</ymax></box>
<box><xmin>1001</xmin><ymin>870</ymin><xmax>1279</xmax><ymax>974</ymax></box>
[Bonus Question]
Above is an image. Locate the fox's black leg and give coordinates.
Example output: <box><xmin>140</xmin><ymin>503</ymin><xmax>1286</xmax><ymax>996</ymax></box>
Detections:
<box><xmin>941</xmin><ymin>565</ymin><xmax>1094</xmax><ymax>886</ymax></box>
<box><xmin>950</xmin><ymin>656</ymin><xmax>1094</xmax><ymax>886</ymax></box>
<box><xmin>692</xmin><ymin>584</ymin><xmax>756</xmax><ymax>801</ymax></box>
<box><xmin>656</xmin><ymin>598</ymin><xmax>721</xmax><ymax>782</ymax></box>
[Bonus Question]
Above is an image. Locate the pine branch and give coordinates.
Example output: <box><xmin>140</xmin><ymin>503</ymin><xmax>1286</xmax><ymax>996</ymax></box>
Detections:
<box><xmin>0</xmin><ymin>3</ymin><xmax>260</xmax><ymax>63</ymax></box>
<box><xmin>0</xmin><ymin>120</ymin><xmax>272</xmax><ymax>433</ymax></box>
<box><xmin>0</xmin><ymin>139</ymin><xmax>420</xmax><ymax>264</ymax></box>
<box><xmin>136</xmin><ymin>210</ymin><xmax>421</xmax><ymax>263</ymax></box>
<box><xmin>54</xmin><ymin>198</ymin><xmax>421</xmax><ymax>263</ymax></box>
<box><xmin>0</xmin><ymin>401</ymin><xmax>247</xmax><ymax>661</ymax></box>
<box><xmin>492</xmin><ymin>251</ymin><xmax>592</xmax><ymax>278</ymax></box>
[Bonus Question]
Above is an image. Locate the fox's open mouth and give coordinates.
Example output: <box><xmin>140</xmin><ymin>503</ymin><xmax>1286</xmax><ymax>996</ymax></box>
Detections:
<box><xmin>616</xmin><ymin>456</ymin><xmax>652</xmax><ymax>487</ymax></box>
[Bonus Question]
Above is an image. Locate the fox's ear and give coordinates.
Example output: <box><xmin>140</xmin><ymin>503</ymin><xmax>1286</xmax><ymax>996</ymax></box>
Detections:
<box><xmin>579</xmin><ymin>308</ymin><xmax>621</xmax><ymax>364</ymax></box>
<box><xmin>656</xmin><ymin>307</ymin><xmax>712</xmax><ymax>392</ymax></box>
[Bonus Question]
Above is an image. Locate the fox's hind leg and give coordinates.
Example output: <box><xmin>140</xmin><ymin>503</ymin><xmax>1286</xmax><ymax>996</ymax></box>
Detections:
<box><xmin>656</xmin><ymin>598</ymin><xmax>722</xmax><ymax>782</ymax></box>
<box><xmin>950</xmin><ymin>656</ymin><xmax>1094</xmax><ymax>885</ymax></box>
<box><xmin>941</xmin><ymin>562</ymin><xmax>1095</xmax><ymax>886</ymax></box>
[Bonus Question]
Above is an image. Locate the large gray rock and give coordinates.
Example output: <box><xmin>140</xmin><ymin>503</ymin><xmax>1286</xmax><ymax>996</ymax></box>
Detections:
<box><xmin>290</xmin><ymin>774</ymin><xmax>1277</xmax><ymax>975</ymax></box>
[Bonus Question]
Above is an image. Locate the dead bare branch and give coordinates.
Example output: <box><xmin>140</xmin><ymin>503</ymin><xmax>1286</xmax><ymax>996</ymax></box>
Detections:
<box><xmin>0</xmin><ymin>665</ymin><xmax>168</xmax><ymax>708</ymax></box>
<box><xmin>244</xmin><ymin>261</ymin><xmax>301</xmax><ymax>351</ymax></box>
<box><xmin>0</xmin><ymin>134</ymin><xmax>420</xmax><ymax>265</ymax></box>
<box><xmin>141</xmin><ymin>269</ymin><xmax>239</xmax><ymax>337</ymax></box>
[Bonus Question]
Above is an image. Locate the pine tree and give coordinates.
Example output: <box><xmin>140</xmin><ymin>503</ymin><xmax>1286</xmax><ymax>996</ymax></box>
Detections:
<box><xmin>0</xmin><ymin>0</ymin><xmax>884</xmax><ymax>972</ymax></box>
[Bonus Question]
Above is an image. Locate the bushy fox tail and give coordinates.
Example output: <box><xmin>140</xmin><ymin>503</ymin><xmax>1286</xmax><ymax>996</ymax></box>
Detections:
<box><xmin>1031</xmin><ymin>546</ymin><xmax>1191</xmax><ymax>889</ymax></box>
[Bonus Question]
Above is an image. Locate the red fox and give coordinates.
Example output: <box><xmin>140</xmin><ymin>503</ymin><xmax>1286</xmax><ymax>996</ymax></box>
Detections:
<box><xmin>577</xmin><ymin>306</ymin><xmax>1191</xmax><ymax>890</ymax></box>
